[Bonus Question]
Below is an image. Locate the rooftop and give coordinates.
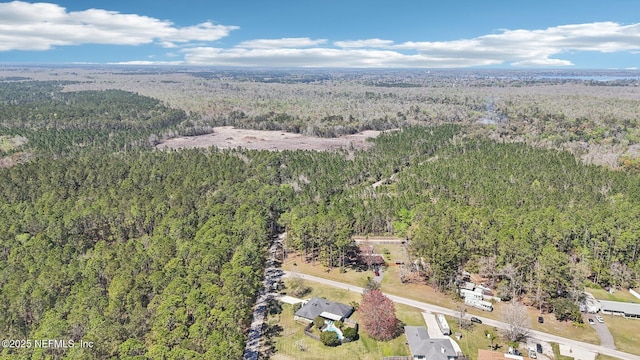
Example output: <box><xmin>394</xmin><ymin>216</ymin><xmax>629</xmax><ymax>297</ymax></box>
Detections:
<box><xmin>405</xmin><ymin>326</ymin><xmax>456</xmax><ymax>360</ymax></box>
<box><xmin>294</xmin><ymin>297</ymin><xmax>353</xmax><ymax>321</ymax></box>
<box><xmin>599</xmin><ymin>300</ymin><xmax>640</xmax><ymax>316</ymax></box>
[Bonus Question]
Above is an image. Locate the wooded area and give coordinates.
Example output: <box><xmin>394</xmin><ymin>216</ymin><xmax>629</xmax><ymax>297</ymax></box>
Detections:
<box><xmin>1</xmin><ymin>68</ymin><xmax>639</xmax><ymax>357</ymax></box>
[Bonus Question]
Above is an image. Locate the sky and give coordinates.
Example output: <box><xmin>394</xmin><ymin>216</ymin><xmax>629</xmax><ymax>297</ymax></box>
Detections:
<box><xmin>0</xmin><ymin>0</ymin><xmax>639</xmax><ymax>69</ymax></box>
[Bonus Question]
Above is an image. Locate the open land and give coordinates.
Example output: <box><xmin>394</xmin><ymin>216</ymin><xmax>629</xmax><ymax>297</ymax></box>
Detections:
<box><xmin>157</xmin><ymin>126</ymin><xmax>381</xmax><ymax>151</ymax></box>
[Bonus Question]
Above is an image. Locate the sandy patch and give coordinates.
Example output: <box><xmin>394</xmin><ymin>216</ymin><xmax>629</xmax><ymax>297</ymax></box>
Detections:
<box><xmin>157</xmin><ymin>126</ymin><xmax>382</xmax><ymax>152</ymax></box>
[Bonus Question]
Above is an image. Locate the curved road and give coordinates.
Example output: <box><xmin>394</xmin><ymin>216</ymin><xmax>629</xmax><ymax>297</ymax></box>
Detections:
<box><xmin>283</xmin><ymin>271</ymin><xmax>640</xmax><ymax>360</ymax></box>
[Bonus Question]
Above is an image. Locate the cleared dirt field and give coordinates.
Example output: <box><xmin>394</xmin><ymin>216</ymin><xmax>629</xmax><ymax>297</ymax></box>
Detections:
<box><xmin>157</xmin><ymin>126</ymin><xmax>382</xmax><ymax>152</ymax></box>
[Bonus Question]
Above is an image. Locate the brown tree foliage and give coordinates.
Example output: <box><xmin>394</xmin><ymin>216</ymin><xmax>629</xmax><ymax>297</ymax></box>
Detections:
<box><xmin>359</xmin><ymin>289</ymin><xmax>398</xmax><ymax>341</ymax></box>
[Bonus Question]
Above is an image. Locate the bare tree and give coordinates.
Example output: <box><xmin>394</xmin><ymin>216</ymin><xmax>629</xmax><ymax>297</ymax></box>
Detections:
<box><xmin>498</xmin><ymin>263</ymin><xmax>521</xmax><ymax>300</ymax></box>
<box><xmin>479</xmin><ymin>255</ymin><xmax>498</xmax><ymax>286</ymax></box>
<box><xmin>500</xmin><ymin>302</ymin><xmax>531</xmax><ymax>342</ymax></box>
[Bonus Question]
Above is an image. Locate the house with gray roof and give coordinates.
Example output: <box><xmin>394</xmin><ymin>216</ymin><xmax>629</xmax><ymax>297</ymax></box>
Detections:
<box><xmin>405</xmin><ymin>326</ymin><xmax>459</xmax><ymax>360</ymax></box>
<box><xmin>294</xmin><ymin>297</ymin><xmax>354</xmax><ymax>322</ymax></box>
<box><xmin>599</xmin><ymin>300</ymin><xmax>640</xmax><ymax>319</ymax></box>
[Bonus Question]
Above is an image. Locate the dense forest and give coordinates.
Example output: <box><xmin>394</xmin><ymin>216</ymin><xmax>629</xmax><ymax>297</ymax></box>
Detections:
<box><xmin>1</xmin><ymin>72</ymin><xmax>640</xmax><ymax>357</ymax></box>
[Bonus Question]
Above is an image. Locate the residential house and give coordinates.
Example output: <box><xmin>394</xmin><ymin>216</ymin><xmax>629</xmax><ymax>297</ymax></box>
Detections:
<box><xmin>405</xmin><ymin>326</ymin><xmax>458</xmax><ymax>360</ymax></box>
<box><xmin>294</xmin><ymin>297</ymin><xmax>354</xmax><ymax>322</ymax></box>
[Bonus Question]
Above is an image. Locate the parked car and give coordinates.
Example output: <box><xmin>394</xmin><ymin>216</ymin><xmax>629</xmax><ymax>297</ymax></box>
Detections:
<box><xmin>529</xmin><ymin>348</ymin><xmax>537</xmax><ymax>359</ymax></box>
<box><xmin>508</xmin><ymin>347</ymin><xmax>521</xmax><ymax>356</ymax></box>
<box><xmin>588</xmin><ymin>318</ymin><xmax>595</xmax><ymax>325</ymax></box>
<box><xmin>596</xmin><ymin>315</ymin><xmax>604</xmax><ymax>323</ymax></box>
<box><xmin>538</xmin><ymin>316</ymin><xmax>544</xmax><ymax>324</ymax></box>
<box><xmin>536</xmin><ymin>343</ymin><xmax>543</xmax><ymax>353</ymax></box>
<box><xmin>470</xmin><ymin>317</ymin><xmax>482</xmax><ymax>324</ymax></box>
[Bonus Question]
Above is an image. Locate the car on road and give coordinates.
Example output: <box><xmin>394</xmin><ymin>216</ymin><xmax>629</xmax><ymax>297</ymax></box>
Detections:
<box><xmin>596</xmin><ymin>315</ymin><xmax>604</xmax><ymax>323</ymax></box>
<box><xmin>588</xmin><ymin>318</ymin><xmax>595</xmax><ymax>325</ymax></box>
<box><xmin>470</xmin><ymin>316</ymin><xmax>482</xmax><ymax>324</ymax></box>
<box><xmin>536</xmin><ymin>343</ymin><xmax>543</xmax><ymax>353</ymax></box>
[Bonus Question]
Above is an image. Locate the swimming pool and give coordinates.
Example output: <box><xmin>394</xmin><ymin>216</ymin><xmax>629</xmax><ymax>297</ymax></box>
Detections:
<box><xmin>324</xmin><ymin>320</ymin><xmax>344</xmax><ymax>340</ymax></box>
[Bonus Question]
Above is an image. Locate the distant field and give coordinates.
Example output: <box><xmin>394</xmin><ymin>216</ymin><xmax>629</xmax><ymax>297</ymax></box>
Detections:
<box><xmin>156</xmin><ymin>126</ymin><xmax>382</xmax><ymax>152</ymax></box>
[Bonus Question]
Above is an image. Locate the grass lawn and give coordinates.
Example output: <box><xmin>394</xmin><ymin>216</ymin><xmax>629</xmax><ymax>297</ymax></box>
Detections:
<box><xmin>585</xmin><ymin>287</ymin><xmax>640</xmax><ymax>303</ymax></box>
<box><xmin>597</xmin><ymin>354</ymin><xmax>626</xmax><ymax>360</ymax></box>
<box><xmin>526</xmin><ymin>306</ymin><xmax>599</xmax><ymax>344</ymax></box>
<box><xmin>448</xmin><ymin>316</ymin><xmax>504</xmax><ymax>358</ymax></box>
<box><xmin>551</xmin><ymin>342</ymin><xmax>574</xmax><ymax>360</ymax></box>
<box><xmin>599</xmin><ymin>315</ymin><xmax>640</xmax><ymax>355</ymax></box>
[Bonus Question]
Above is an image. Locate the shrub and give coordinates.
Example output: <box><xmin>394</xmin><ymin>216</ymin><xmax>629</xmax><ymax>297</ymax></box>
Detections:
<box><xmin>293</xmin><ymin>302</ymin><xmax>302</xmax><ymax>313</ymax></box>
<box><xmin>343</xmin><ymin>326</ymin><xmax>359</xmax><ymax>341</ymax></box>
<box><xmin>314</xmin><ymin>316</ymin><xmax>325</xmax><ymax>329</ymax></box>
<box><xmin>320</xmin><ymin>330</ymin><xmax>341</xmax><ymax>347</ymax></box>
<box><xmin>551</xmin><ymin>298</ymin><xmax>582</xmax><ymax>323</ymax></box>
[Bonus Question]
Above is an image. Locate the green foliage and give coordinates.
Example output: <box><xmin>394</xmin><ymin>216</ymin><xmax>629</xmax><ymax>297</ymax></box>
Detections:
<box><xmin>0</xmin><ymin>81</ymin><xmax>191</xmax><ymax>157</ymax></box>
<box><xmin>320</xmin><ymin>330</ymin><xmax>341</xmax><ymax>347</ymax></box>
<box><xmin>292</xmin><ymin>302</ymin><xmax>303</xmax><ymax>313</ymax></box>
<box><xmin>551</xmin><ymin>298</ymin><xmax>583</xmax><ymax>323</ymax></box>
<box><xmin>314</xmin><ymin>316</ymin><xmax>325</xmax><ymax>329</ymax></box>
<box><xmin>349</xmin><ymin>301</ymin><xmax>360</xmax><ymax>312</ymax></box>
<box><xmin>2</xmin><ymin>106</ymin><xmax>640</xmax><ymax>358</ymax></box>
<box><xmin>343</xmin><ymin>326</ymin><xmax>359</xmax><ymax>341</ymax></box>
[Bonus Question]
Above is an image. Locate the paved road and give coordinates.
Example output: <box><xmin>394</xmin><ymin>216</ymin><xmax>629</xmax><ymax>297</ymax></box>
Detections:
<box><xmin>242</xmin><ymin>234</ymin><xmax>283</xmax><ymax>360</ymax></box>
<box><xmin>283</xmin><ymin>271</ymin><xmax>640</xmax><ymax>360</ymax></box>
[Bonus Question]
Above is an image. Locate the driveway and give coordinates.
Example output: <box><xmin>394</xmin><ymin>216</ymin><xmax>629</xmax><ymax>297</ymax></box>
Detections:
<box><xmin>584</xmin><ymin>314</ymin><xmax>616</xmax><ymax>349</ymax></box>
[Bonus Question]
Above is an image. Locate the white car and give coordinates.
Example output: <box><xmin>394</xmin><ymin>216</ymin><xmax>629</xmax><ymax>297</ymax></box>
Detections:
<box><xmin>596</xmin><ymin>315</ymin><xmax>604</xmax><ymax>323</ymax></box>
<box><xmin>529</xmin><ymin>348</ymin><xmax>537</xmax><ymax>359</ymax></box>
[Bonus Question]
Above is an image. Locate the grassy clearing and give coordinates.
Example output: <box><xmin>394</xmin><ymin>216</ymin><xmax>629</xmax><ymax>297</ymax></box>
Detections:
<box><xmin>526</xmin><ymin>306</ymin><xmax>599</xmax><ymax>344</ymax></box>
<box><xmin>283</xmin><ymin>252</ymin><xmax>372</xmax><ymax>288</ymax></box>
<box><xmin>599</xmin><ymin>315</ymin><xmax>640</xmax><ymax>355</ymax></box>
<box><xmin>0</xmin><ymin>135</ymin><xmax>28</xmax><ymax>153</ymax></box>
<box><xmin>586</xmin><ymin>287</ymin><xmax>640</xmax><ymax>303</ymax></box>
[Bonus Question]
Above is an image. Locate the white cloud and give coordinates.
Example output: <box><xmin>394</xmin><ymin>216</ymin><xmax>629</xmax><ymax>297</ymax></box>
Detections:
<box><xmin>179</xmin><ymin>21</ymin><xmax>640</xmax><ymax>68</ymax></box>
<box><xmin>236</xmin><ymin>38</ymin><xmax>327</xmax><ymax>49</ymax></box>
<box><xmin>0</xmin><ymin>1</ymin><xmax>237</xmax><ymax>51</ymax></box>
<box><xmin>182</xmin><ymin>47</ymin><xmax>501</xmax><ymax>68</ymax></box>
<box><xmin>334</xmin><ymin>39</ymin><xmax>394</xmax><ymax>48</ymax></box>
<box><xmin>1</xmin><ymin>2</ymin><xmax>639</xmax><ymax>68</ymax></box>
